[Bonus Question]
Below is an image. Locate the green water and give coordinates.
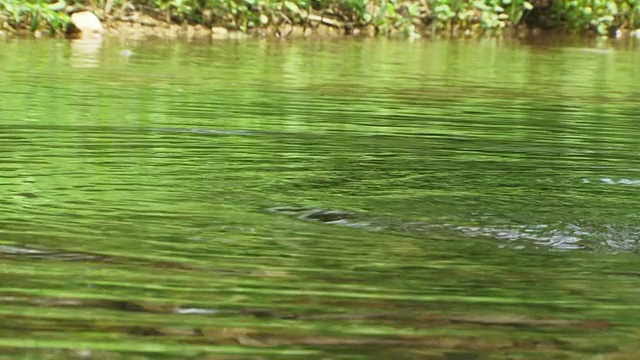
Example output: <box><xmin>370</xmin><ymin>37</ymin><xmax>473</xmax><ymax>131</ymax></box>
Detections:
<box><xmin>1</xmin><ymin>37</ymin><xmax>640</xmax><ymax>359</ymax></box>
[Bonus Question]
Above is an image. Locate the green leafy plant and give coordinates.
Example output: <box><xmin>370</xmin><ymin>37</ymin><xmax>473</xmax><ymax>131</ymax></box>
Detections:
<box><xmin>2</xmin><ymin>0</ymin><xmax>640</xmax><ymax>37</ymax></box>
<box><xmin>155</xmin><ymin>0</ymin><xmax>195</xmax><ymax>21</ymax></box>
<box><xmin>0</xmin><ymin>0</ymin><xmax>69</xmax><ymax>33</ymax></box>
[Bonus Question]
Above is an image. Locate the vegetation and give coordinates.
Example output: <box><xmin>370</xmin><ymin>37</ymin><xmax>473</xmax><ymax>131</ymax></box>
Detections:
<box><xmin>0</xmin><ymin>0</ymin><xmax>68</xmax><ymax>34</ymax></box>
<box><xmin>1</xmin><ymin>0</ymin><xmax>640</xmax><ymax>37</ymax></box>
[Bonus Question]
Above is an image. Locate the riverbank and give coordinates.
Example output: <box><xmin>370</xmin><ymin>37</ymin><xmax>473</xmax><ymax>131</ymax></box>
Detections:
<box><xmin>2</xmin><ymin>0</ymin><xmax>640</xmax><ymax>40</ymax></box>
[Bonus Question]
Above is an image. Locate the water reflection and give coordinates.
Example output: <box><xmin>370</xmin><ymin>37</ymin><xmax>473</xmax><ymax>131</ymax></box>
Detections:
<box><xmin>69</xmin><ymin>38</ymin><xmax>103</xmax><ymax>68</ymax></box>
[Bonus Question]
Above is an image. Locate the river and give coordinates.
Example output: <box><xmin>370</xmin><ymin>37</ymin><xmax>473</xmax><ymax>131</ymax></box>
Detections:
<box><xmin>1</xmin><ymin>36</ymin><xmax>639</xmax><ymax>359</ymax></box>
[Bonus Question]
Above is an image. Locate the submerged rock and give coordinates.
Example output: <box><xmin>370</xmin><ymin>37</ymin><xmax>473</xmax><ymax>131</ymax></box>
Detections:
<box><xmin>0</xmin><ymin>244</ymin><xmax>98</xmax><ymax>260</ymax></box>
<box><xmin>268</xmin><ymin>207</ymin><xmax>359</xmax><ymax>224</ymax></box>
<box><xmin>268</xmin><ymin>206</ymin><xmax>381</xmax><ymax>230</ymax></box>
<box><xmin>299</xmin><ymin>209</ymin><xmax>356</xmax><ymax>224</ymax></box>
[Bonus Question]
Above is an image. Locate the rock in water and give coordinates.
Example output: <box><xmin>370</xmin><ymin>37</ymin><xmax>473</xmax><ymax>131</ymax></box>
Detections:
<box><xmin>68</xmin><ymin>11</ymin><xmax>104</xmax><ymax>39</ymax></box>
<box><xmin>300</xmin><ymin>209</ymin><xmax>356</xmax><ymax>224</ymax></box>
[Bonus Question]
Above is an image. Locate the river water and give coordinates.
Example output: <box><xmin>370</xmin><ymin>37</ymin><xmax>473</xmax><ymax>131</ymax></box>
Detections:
<box><xmin>1</xmin><ymin>36</ymin><xmax>640</xmax><ymax>359</ymax></box>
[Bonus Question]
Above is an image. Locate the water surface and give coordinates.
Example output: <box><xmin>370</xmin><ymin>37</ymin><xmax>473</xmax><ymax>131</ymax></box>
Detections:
<box><xmin>1</xmin><ymin>37</ymin><xmax>640</xmax><ymax>359</ymax></box>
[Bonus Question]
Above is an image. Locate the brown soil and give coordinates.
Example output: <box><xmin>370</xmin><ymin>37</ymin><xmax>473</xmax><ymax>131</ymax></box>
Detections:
<box><xmin>100</xmin><ymin>11</ymin><xmax>371</xmax><ymax>41</ymax></box>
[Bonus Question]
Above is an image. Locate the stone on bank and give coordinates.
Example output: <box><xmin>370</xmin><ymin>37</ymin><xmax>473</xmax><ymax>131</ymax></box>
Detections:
<box><xmin>67</xmin><ymin>11</ymin><xmax>104</xmax><ymax>39</ymax></box>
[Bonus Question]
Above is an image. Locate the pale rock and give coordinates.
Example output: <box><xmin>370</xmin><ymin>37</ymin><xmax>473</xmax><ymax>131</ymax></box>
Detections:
<box><xmin>211</xmin><ymin>27</ymin><xmax>228</xmax><ymax>39</ymax></box>
<box><xmin>69</xmin><ymin>11</ymin><xmax>104</xmax><ymax>39</ymax></box>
